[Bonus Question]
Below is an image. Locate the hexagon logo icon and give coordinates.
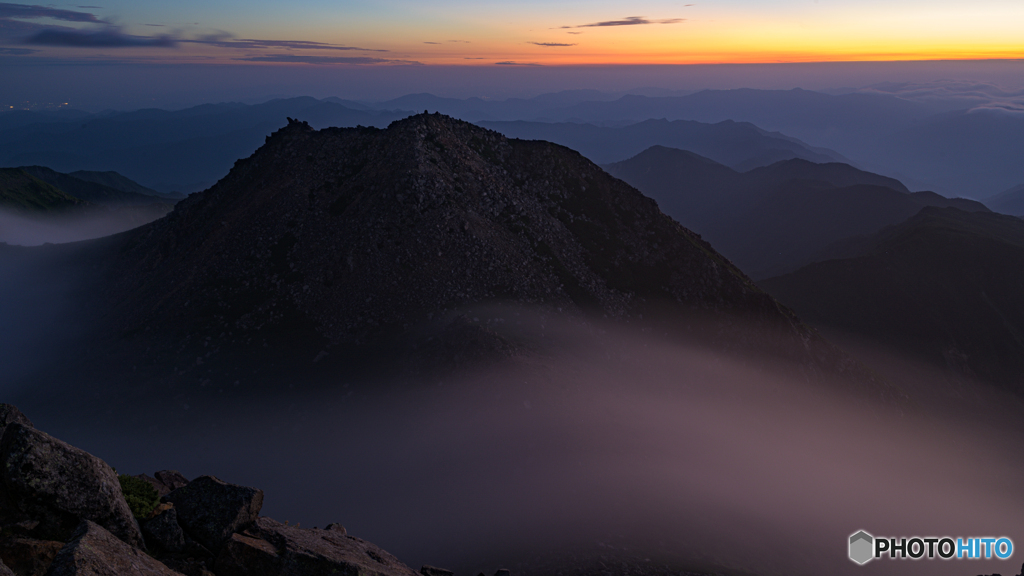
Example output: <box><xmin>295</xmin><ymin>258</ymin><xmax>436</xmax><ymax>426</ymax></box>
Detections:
<box><xmin>849</xmin><ymin>531</ymin><xmax>874</xmax><ymax>565</ymax></box>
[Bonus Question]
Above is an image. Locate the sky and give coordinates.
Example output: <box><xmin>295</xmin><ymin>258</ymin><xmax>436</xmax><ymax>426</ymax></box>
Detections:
<box><xmin>1</xmin><ymin>0</ymin><xmax>1023</xmax><ymax>108</ymax></box>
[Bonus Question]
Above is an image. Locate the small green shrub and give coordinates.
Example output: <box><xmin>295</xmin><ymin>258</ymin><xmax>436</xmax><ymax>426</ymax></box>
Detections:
<box><xmin>118</xmin><ymin>474</ymin><xmax>159</xmax><ymax>519</ymax></box>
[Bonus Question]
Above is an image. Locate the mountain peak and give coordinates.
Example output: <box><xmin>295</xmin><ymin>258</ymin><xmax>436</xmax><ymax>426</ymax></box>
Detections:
<box><xmin>100</xmin><ymin>114</ymin><xmax>869</xmax><ymax>382</ymax></box>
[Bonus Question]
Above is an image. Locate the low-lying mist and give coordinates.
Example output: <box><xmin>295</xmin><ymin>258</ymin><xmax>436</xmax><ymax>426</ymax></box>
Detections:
<box><xmin>16</xmin><ymin>314</ymin><xmax>1024</xmax><ymax>576</ymax></box>
<box><xmin>0</xmin><ymin>206</ymin><xmax>167</xmax><ymax>246</ymax></box>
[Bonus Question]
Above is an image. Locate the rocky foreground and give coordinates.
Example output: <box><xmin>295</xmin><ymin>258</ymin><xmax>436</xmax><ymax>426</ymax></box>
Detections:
<box><xmin>0</xmin><ymin>404</ymin><xmax>461</xmax><ymax>576</ymax></box>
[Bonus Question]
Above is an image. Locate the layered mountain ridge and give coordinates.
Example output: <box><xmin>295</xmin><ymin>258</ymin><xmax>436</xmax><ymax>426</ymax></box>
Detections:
<box><xmin>99</xmin><ymin>113</ymin><xmax>881</xmax><ymax>389</ymax></box>
<box><xmin>606</xmin><ymin>145</ymin><xmax>990</xmax><ymax>278</ymax></box>
<box><xmin>762</xmin><ymin>207</ymin><xmax>1024</xmax><ymax>389</ymax></box>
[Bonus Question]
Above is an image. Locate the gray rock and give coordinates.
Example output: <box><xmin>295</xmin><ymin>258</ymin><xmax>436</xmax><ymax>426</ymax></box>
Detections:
<box><xmin>136</xmin><ymin>471</ymin><xmax>190</xmax><ymax>497</ymax></box>
<box><xmin>0</xmin><ymin>405</ymin><xmax>32</xmax><ymax>438</ymax></box>
<box><xmin>141</xmin><ymin>507</ymin><xmax>187</xmax><ymax>553</ymax></box>
<box><xmin>238</xmin><ymin>516</ymin><xmax>421</xmax><ymax>576</ymax></box>
<box><xmin>0</xmin><ymin>559</ymin><xmax>12</xmax><ymax>576</ymax></box>
<box><xmin>0</xmin><ymin>423</ymin><xmax>144</xmax><ymax>548</ymax></box>
<box><xmin>154</xmin><ymin>471</ymin><xmax>189</xmax><ymax>493</ymax></box>
<box><xmin>162</xmin><ymin>476</ymin><xmax>262</xmax><ymax>553</ymax></box>
<box><xmin>421</xmin><ymin>565</ymin><xmax>455</xmax><ymax>576</ymax></box>
<box><xmin>213</xmin><ymin>533</ymin><xmax>279</xmax><ymax>576</ymax></box>
<box><xmin>46</xmin><ymin>520</ymin><xmax>184</xmax><ymax>576</ymax></box>
<box><xmin>494</xmin><ymin>570</ymin><xmax>511</xmax><ymax>576</ymax></box>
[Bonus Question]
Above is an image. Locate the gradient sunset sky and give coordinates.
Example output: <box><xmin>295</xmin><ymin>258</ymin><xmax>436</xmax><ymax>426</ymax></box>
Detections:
<box><xmin>2</xmin><ymin>0</ymin><xmax>1023</xmax><ymax>65</ymax></box>
<box><xmin>1</xmin><ymin>1</ymin><xmax>1023</xmax><ymax>109</ymax></box>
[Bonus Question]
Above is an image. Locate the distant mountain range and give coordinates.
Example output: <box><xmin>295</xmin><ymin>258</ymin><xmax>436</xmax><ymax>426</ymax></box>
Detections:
<box><xmin>477</xmin><ymin>118</ymin><xmax>846</xmax><ymax>168</ymax></box>
<box><xmin>0</xmin><ymin>166</ymin><xmax>173</xmax><ymax>245</ymax></box>
<box><xmin>606</xmin><ymin>146</ymin><xmax>989</xmax><ymax>278</ymax></box>
<box><xmin>68</xmin><ymin>169</ymin><xmax>185</xmax><ymax>201</ymax></box>
<box><xmin>7</xmin><ymin>87</ymin><xmax>1020</xmax><ymax>200</ymax></box>
<box><xmin>349</xmin><ymin>88</ymin><xmax>1024</xmax><ymax>199</ymax></box>
<box><xmin>988</xmin><ymin>184</ymin><xmax>1024</xmax><ymax>216</ymax></box>
<box><xmin>761</xmin><ymin>207</ymin><xmax>1024</xmax><ymax>389</ymax></box>
<box><xmin>1</xmin><ymin>113</ymin><xmax>883</xmax><ymax>398</ymax></box>
<box><xmin>0</xmin><ymin>168</ymin><xmax>87</xmax><ymax>213</ymax></box>
<box><xmin>0</xmin><ymin>98</ymin><xmax>411</xmax><ymax>193</ymax></box>
<box><xmin>20</xmin><ymin>166</ymin><xmax>175</xmax><ymax>206</ymax></box>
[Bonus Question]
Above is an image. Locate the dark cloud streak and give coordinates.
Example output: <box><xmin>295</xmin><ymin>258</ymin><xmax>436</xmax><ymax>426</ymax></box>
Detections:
<box><xmin>186</xmin><ymin>35</ymin><xmax>387</xmax><ymax>52</ymax></box>
<box><xmin>233</xmin><ymin>53</ymin><xmax>420</xmax><ymax>65</ymax></box>
<box><xmin>25</xmin><ymin>27</ymin><xmax>175</xmax><ymax>47</ymax></box>
<box><xmin>528</xmin><ymin>42</ymin><xmax>576</xmax><ymax>47</ymax></box>
<box><xmin>0</xmin><ymin>2</ymin><xmax>100</xmax><ymax>22</ymax></box>
<box><xmin>560</xmin><ymin>16</ymin><xmax>685</xmax><ymax>28</ymax></box>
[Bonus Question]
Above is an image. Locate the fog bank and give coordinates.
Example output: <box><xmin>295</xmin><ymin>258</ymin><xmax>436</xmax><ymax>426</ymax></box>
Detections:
<box><xmin>13</xmin><ymin>317</ymin><xmax>1022</xmax><ymax>576</ymax></box>
<box><xmin>0</xmin><ymin>207</ymin><xmax>167</xmax><ymax>246</ymax></box>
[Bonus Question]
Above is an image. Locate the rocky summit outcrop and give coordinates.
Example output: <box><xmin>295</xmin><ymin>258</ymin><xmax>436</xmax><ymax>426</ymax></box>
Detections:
<box><xmin>0</xmin><ymin>407</ymin><xmax>31</xmax><ymax>439</ymax></box>
<box><xmin>102</xmin><ymin>112</ymin><xmax>873</xmax><ymax>384</ymax></box>
<box><xmin>0</xmin><ymin>419</ymin><xmax>143</xmax><ymax>548</ymax></box>
<box><xmin>0</xmin><ymin>405</ymin><xmax>442</xmax><ymax>576</ymax></box>
<box><xmin>162</xmin><ymin>476</ymin><xmax>263</xmax><ymax>554</ymax></box>
<box><xmin>135</xmin><ymin>471</ymin><xmax>189</xmax><ymax>498</ymax></box>
<box><xmin>46</xmin><ymin>520</ymin><xmax>181</xmax><ymax>576</ymax></box>
<box><xmin>215</xmin><ymin>518</ymin><xmax>420</xmax><ymax>576</ymax></box>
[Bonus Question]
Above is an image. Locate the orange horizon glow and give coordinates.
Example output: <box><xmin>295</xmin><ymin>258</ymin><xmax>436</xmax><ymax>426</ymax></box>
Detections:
<box><xmin>7</xmin><ymin>0</ymin><xmax>1023</xmax><ymax>69</ymax></box>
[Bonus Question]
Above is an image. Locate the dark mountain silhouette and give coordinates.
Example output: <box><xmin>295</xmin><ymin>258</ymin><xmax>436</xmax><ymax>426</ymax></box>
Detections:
<box><xmin>68</xmin><ymin>169</ymin><xmax>185</xmax><ymax>201</ymax></box>
<box><xmin>0</xmin><ymin>168</ymin><xmax>86</xmax><ymax>213</ymax></box>
<box><xmin>0</xmin><ymin>98</ymin><xmax>412</xmax><ymax>193</ymax></box>
<box><xmin>988</xmin><ymin>184</ymin><xmax>1024</xmax><ymax>216</ymax></box>
<box><xmin>0</xmin><ymin>108</ymin><xmax>95</xmax><ymax>132</ymax></box>
<box><xmin>466</xmin><ymin>88</ymin><xmax>1020</xmax><ymax>198</ymax></box>
<box><xmin>605</xmin><ymin>146</ymin><xmax>989</xmax><ymax>278</ymax></box>
<box><xmin>478</xmin><ymin>118</ymin><xmax>846</xmax><ymax>167</ymax></box>
<box><xmin>367</xmin><ymin>89</ymin><xmax>624</xmax><ymax>121</ymax></box>
<box><xmin>20</xmin><ymin>166</ymin><xmax>174</xmax><ymax>206</ymax></box>
<box><xmin>0</xmin><ymin>167</ymin><xmax>174</xmax><ymax>246</ymax></box>
<box><xmin>10</xmin><ymin>88</ymin><xmax>1016</xmax><ymax>198</ymax></box>
<box><xmin>760</xmin><ymin>207</ymin><xmax>1024</xmax><ymax>389</ymax></box>
<box><xmin>873</xmin><ymin>109</ymin><xmax>1024</xmax><ymax>198</ymax></box>
<box><xmin>86</xmin><ymin>114</ymin><xmax>884</xmax><ymax>392</ymax></box>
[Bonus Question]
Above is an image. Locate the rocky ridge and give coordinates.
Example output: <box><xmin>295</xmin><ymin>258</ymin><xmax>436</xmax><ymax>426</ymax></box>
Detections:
<box><xmin>0</xmin><ymin>403</ymin><xmax>447</xmax><ymax>576</ymax></box>
<box><xmin>99</xmin><ymin>113</ymin><xmax>888</xmax><ymax>392</ymax></box>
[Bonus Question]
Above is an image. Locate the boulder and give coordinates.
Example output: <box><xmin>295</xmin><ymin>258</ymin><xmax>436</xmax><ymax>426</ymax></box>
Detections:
<box><xmin>0</xmin><ymin>536</ymin><xmax>63</xmax><ymax>576</ymax></box>
<box><xmin>154</xmin><ymin>471</ymin><xmax>189</xmax><ymax>493</ymax></box>
<box><xmin>162</xmin><ymin>476</ymin><xmax>262</xmax><ymax>553</ymax></box>
<box><xmin>46</xmin><ymin>520</ymin><xmax>184</xmax><ymax>576</ymax></box>
<box><xmin>229</xmin><ymin>516</ymin><xmax>421</xmax><ymax>576</ymax></box>
<box><xmin>421</xmin><ymin>566</ymin><xmax>455</xmax><ymax>576</ymax></box>
<box><xmin>141</xmin><ymin>507</ymin><xmax>187</xmax><ymax>553</ymax></box>
<box><xmin>0</xmin><ymin>405</ymin><xmax>33</xmax><ymax>523</ymax></box>
<box><xmin>0</xmin><ymin>423</ymin><xmax>144</xmax><ymax>548</ymax></box>
<box><xmin>0</xmin><ymin>560</ymin><xmax>12</xmax><ymax>576</ymax></box>
<box><xmin>0</xmin><ymin>406</ymin><xmax>32</xmax><ymax>438</ymax></box>
<box><xmin>214</xmin><ymin>533</ymin><xmax>279</xmax><ymax>576</ymax></box>
<box><xmin>136</xmin><ymin>471</ymin><xmax>190</xmax><ymax>497</ymax></box>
